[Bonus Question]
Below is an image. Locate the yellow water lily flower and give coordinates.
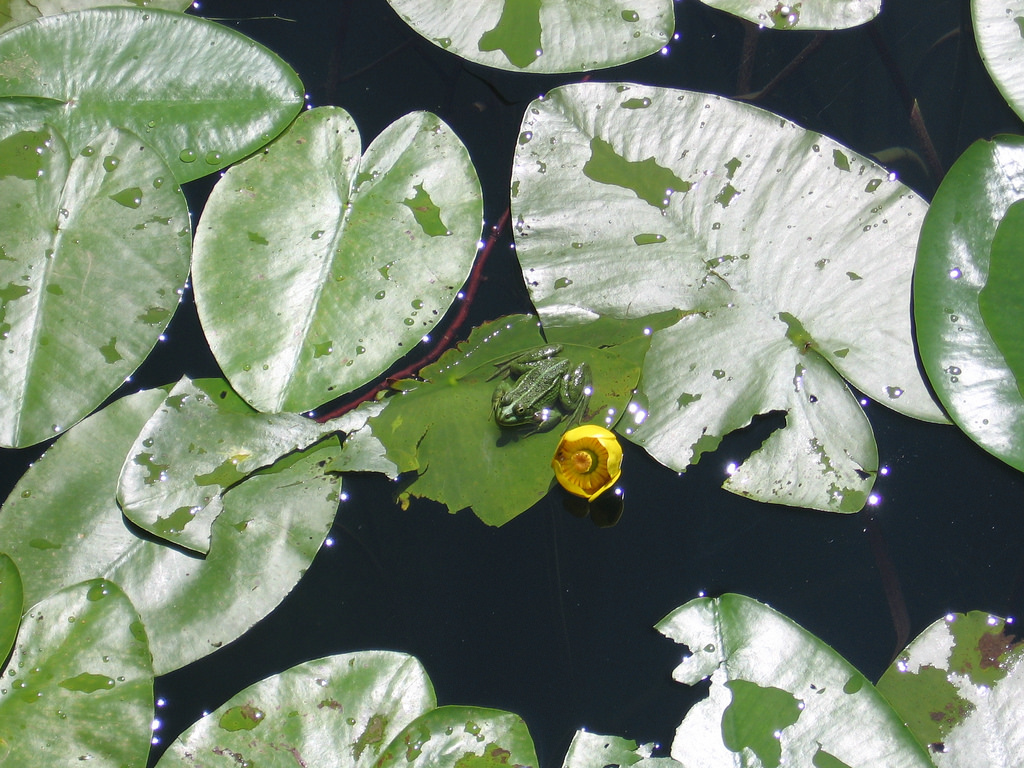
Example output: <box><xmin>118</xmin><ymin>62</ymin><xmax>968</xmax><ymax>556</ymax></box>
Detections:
<box><xmin>551</xmin><ymin>425</ymin><xmax>623</xmax><ymax>501</ymax></box>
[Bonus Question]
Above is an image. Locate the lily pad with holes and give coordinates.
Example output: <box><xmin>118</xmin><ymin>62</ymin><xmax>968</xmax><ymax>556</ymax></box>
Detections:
<box><xmin>511</xmin><ymin>82</ymin><xmax>944</xmax><ymax>512</ymax></box>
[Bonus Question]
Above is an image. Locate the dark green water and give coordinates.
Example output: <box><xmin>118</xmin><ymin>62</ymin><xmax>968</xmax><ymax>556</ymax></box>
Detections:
<box><xmin>3</xmin><ymin>0</ymin><xmax>1024</xmax><ymax>765</ymax></box>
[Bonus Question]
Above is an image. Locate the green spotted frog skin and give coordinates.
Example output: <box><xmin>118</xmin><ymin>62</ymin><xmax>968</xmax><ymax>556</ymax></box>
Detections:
<box><xmin>490</xmin><ymin>344</ymin><xmax>591</xmax><ymax>430</ymax></box>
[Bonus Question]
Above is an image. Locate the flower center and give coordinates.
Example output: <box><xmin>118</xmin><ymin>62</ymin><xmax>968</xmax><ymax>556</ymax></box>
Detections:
<box><xmin>571</xmin><ymin>448</ymin><xmax>598</xmax><ymax>474</ymax></box>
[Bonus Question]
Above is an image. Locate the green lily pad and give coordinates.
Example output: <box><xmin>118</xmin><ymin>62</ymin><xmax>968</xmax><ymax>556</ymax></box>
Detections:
<box><xmin>697</xmin><ymin>0</ymin><xmax>879</xmax><ymax>30</ymax></box>
<box><xmin>386</xmin><ymin>0</ymin><xmax>674</xmax><ymax>73</ymax></box>
<box><xmin>914</xmin><ymin>136</ymin><xmax>1024</xmax><ymax>471</ymax></box>
<box><xmin>0</xmin><ymin>7</ymin><xmax>304</xmax><ymax>182</ymax></box>
<box><xmin>0</xmin><ymin>124</ymin><xmax>189</xmax><ymax>448</ymax></box>
<box><xmin>0</xmin><ymin>0</ymin><xmax>191</xmax><ymax>35</ymax></box>
<box><xmin>156</xmin><ymin>650</ymin><xmax>539</xmax><ymax>768</ymax></box>
<box><xmin>973</xmin><ymin>0</ymin><xmax>1024</xmax><ymax>123</ymax></box>
<box><xmin>0</xmin><ymin>578</ymin><xmax>153</xmax><ymax>767</ymax></box>
<box><xmin>0</xmin><ymin>553</ymin><xmax>22</xmax><ymax>664</ymax></box>
<box><xmin>877</xmin><ymin>611</ymin><xmax>1024</xmax><ymax>763</ymax></box>
<box><xmin>0</xmin><ymin>387</ymin><xmax>364</xmax><ymax>674</ymax></box>
<box><xmin>656</xmin><ymin>594</ymin><xmax>934</xmax><ymax>767</ymax></box>
<box><xmin>116</xmin><ymin>377</ymin><xmax>334</xmax><ymax>554</ymax></box>
<box><xmin>369</xmin><ymin>314</ymin><xmax>645</xmax><ymax>526</ymax></box>
<box><xmin>512</xmin><ymin>82</ymin><xmax>945</xmax><ymax>512</ymax></box>
<box><xmin>192</xmin><ymin>106</ymin><xmax>483</xmax><ymax>413</ymax></box>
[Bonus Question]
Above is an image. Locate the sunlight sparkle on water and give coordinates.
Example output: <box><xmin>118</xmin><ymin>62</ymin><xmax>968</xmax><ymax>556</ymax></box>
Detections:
<box><xmin>948</xmin><ymin>268</ymin><xmax>962</xmax><ymax>279</ymax></box>
<box><xmin>725</xmin><ymin>462</ymin><xmax>737</xmax><ymax>476</ymax></box>
<box><xmin>867</xmin><ymin>493</ymin><xmax>880</xmax><ymax>506</ymax></box>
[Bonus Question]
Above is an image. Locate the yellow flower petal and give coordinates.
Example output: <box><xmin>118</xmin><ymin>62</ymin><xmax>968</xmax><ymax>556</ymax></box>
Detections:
<box><xmin>551</xmin><ymin>425</ymin><xmax>623</xmax><ymax>501</ymax></box>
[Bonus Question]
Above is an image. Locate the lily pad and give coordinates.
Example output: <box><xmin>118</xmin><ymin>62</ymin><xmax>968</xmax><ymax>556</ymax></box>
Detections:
<box><xmin>386</xmin><ymin>0</ymin><xmax>674</xmax><ymax>73</ymax></box>
<box><xmin>877</xmin><ymin>611</ymin><xmax>1024</xmax><ymax>765</ymax></box>
<box><xmin>369</xmin><ymin>314</ymin><xmax>645</xmax><ymax>526</ymax></box>
<box><xmin>0</xmin><ymin>553</ymin><xmax>22</xmax><ymax>664</ymax></box>
<box><xmin>0</xmin><ymin>578</ymin><xmax>153</xmax><ymax>767</ymax></box>
<box><xmin>656</xmin><ymin>594</ymin><xmax>934</xmax><ymax>767</ymax></box>
<box><xmin>0</xmin><ymin>386</ymin><xmax>366</xmax><ymax>674</ymax></box>
<box><xmin>156</xmin><ymin>650</ymin><xmax>539</xmax><ymax>768</ymax></box>
<box><xmin>973</xmin><ymin>0</ymin><xmax>1024</xmax><ymax>122</ymax></box>
<box><xmin>0</xmin><ymin>0</ymin><xmax>191</xmax><ymax>35</ymax></box>
<box><xmin>914</xmin><ymin>136</ymin><xmax>1024</xmax><ymax>471</ymax></box>
<box><xmin>0</xmin><ymin>124</ymin><xmax>189</xmax><ymax>448</ymax></box>
<box><xmin>697</xmin><ymin>0</ymin><xmax>879</xmax><ymax>30</ymax></box>
<box><xmin>0</xmin><ymin>7</ymin><xmax>304</xmax><ymax>182</ymax></box>
<box><xmin>192</xmin><ymin>106</ymin><xmax>483</xmax><ymax>413</ymax></box>
<box><xmin>117</xmin><ymin>377</ymin><xmax>334</xmax><ymax>554</ymax></box>
<box><xmin>512</xmin><ymin>82</ymin><xmax>944</xmax><ymax>512</ymax></box>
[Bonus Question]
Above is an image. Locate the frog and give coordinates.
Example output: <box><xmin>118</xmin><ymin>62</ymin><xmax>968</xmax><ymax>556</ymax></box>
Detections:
<box><xmin>489</xmin><ymin>344</ymin><xmax>592</xmax><ymax>430</ymax></box>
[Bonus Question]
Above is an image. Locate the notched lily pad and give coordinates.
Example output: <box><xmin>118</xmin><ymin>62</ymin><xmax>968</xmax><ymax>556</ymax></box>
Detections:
<box><xmin>512</xmin><ymin>82</ymin><xmax>944</xmax><ymax>512</ymax></box>
<box><xmin>193</xmin><ymin>106</ymin><xmax>483</xmax><ymax>414</ymax></box>
<box><xmin>117</xmin><ymin>376</ymin><xmax>333</xmax><ymax>554</ymax></box>
<box><xmin>369</xmin><ymin>314</ymin><xmax>647</xmax><ymax>526</ymax></box>
<box><xmin>656</xmin><ymin>593</ymin><xmax>934</xmax><ymax>767</ymax></box>
<box><xmin>386</xmin><ymin>0</ymin><xmax>674</xmax><ymax>73</ymax></box>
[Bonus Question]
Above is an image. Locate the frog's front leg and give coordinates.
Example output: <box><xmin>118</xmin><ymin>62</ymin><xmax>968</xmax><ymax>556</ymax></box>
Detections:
<box><xmin>560</xmin><ymin>362</ymin><xmax>592</xmax><ymax>424</ymax></box>
<box><xmin>491</xmin><ymin>380</ymin><xmax>513</xmax><ymax>415</ymax></box>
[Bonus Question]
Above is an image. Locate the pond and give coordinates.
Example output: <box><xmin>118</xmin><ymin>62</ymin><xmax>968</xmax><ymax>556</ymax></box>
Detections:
<box><xmin>1</xmin><ymin>0</ymin><xmax>1023</xmax><ymax>765</ymax></box>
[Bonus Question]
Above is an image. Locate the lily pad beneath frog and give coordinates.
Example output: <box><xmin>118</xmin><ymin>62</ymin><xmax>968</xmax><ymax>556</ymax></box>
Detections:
<box><xmin>369</xmin><ymin>314</ymin><xmax>650</xmax><ymax>526</ymax></box>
